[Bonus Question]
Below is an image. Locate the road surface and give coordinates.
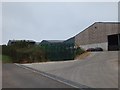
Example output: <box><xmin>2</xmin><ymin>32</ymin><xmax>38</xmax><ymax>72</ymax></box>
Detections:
<box><xmin>2</xmin><ymin>64</ymin><xmax>73</xmax><ymax>88</ymax></box>
<box><xmin>23</xmin><ymin>51</ymin><xmax>118</xmax><ymax>88</ymax></box>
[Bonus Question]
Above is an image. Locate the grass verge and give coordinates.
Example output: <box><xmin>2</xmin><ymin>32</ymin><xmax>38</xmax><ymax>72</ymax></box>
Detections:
<box><xmin>0</xmin><ymin>55</ymin><xmax>13</xmax><ymax>63</ymax></box>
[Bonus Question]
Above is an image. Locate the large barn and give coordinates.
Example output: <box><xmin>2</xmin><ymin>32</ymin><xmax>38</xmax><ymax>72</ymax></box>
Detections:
<box><xmin>75</xmin><ymin>22</ymin><xmax>120</xmax><ymax>51</ymax></box>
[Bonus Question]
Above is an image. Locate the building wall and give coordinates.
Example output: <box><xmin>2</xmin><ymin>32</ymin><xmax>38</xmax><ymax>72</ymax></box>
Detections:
<box><xmin>75</xmin><ymin>22</ymin><xmax>119</xmax><ymax>50</ymax></box>
<box><xmin>80</xmin><ymin>42</ymin><xmax>108</xmax><ymax>51</ymax></box>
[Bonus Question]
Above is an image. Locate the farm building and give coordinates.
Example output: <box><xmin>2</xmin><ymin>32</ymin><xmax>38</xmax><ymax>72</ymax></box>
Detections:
<box><xmin>75</xmin><ymin>22</ymin><xmax>120</xmax><ymax>51</ymax></box>
<box><xmin>40</xmin><ymin>22</ymin><xmax>120</xmax><ymax>60</ymax></box>
<box><xmin>7</xmin><ymin>40</ymin><xmax>36</xmax><ymax>46</ymax></box>
<box><xmin>40</xmin><ymin>40</ymin><xmax>76</xmax><ymax>60</ymax></box>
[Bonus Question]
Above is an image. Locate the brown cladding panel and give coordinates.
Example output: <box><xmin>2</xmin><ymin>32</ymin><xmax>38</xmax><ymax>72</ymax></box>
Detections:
<box><xmin>75</xmin><ymin>22</ymin><xmax>119</xmax><ymax>46</ymax></box>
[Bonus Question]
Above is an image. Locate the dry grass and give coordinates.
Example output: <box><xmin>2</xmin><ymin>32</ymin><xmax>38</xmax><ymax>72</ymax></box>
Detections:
<box><xmin>75</xmin><ymin>52</ymin><xmax>91</xmax><ymax>60</ymax></box>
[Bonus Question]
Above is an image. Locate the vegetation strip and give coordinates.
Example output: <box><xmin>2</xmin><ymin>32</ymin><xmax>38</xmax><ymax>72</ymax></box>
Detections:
<box><xmin>2</xmin><ymin>40</ymin><xmax>84</xmax><ymax>63</ymax></box>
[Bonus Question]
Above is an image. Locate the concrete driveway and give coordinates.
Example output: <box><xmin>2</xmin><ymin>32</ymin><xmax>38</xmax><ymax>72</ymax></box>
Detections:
<box><xmin>23</xmin><ymin>51</ymin><xmax>118</xmax><ymax>88</ymax></box>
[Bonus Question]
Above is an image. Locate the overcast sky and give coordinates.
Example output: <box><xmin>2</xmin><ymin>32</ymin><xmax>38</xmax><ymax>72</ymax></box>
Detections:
<box><xmin>2</xmin><ymin>2</ymin><xmax>118</xmax><ymax>44</ymax></box>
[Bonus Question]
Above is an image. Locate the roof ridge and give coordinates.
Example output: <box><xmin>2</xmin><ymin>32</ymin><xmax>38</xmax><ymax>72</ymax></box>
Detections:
<box><xmin>95</xmin><ymin>22</ymin><xmax>120</xmax><ymax>24</ymax></box>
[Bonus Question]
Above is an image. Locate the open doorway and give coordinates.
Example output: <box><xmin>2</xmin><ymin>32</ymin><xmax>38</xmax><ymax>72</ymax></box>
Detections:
<box><xmin>108</xmin><ymin>34</ymin><xmax>120</xmax><ymax>51</ymax></box>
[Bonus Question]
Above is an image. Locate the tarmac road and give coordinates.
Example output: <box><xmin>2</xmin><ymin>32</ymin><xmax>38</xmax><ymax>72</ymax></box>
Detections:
<box><xmin>2</xmin><ymin>64</ymin><xmax>73</xmax><ymax>88</ymax></box>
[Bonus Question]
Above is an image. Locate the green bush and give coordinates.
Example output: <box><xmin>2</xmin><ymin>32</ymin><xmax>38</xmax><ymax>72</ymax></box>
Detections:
<box><xmin>2</xmin><ymin>41</ymin><xmax>47</xmax><ymax>63</ymax></box>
